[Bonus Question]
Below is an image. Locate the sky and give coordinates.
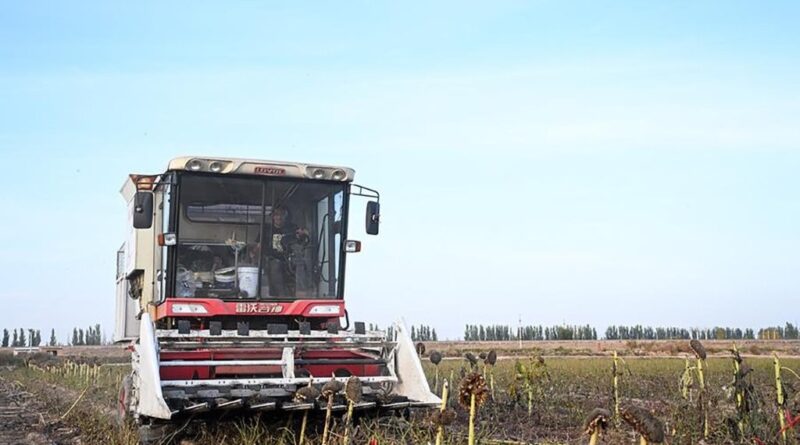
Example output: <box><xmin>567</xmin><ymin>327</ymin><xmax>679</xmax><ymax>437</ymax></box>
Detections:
<box><xmin>0</xmin><ymin>1</ymin><xmax>798</xmax><ymax>342</ymax></box>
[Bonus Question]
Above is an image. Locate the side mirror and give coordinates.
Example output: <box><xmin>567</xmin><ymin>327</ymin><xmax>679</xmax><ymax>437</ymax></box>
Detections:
<box><xmin>133</xmin><ymin>191</ymin><xmax>154</xmax><ymax>229</ymax></box>
<box><xmin>365</xmin><ymin>201</ymin><xmax>380</xmax><ymax>235</ymax></box>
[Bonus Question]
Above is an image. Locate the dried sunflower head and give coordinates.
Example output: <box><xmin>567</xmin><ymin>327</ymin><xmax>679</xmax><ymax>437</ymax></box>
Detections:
<box><xmin>690</xmin><ymin>339</ymin><xmax>707</xmax><ymax>360</ymax></box>
<box><xmin>485</xmin><ymin>350</ymin><xmax>497</xmax><ymax>366</ymax></box>
<box><xmin>430</xmin><ymin>351</ymin><xmax>443</xmax><ymax>366</ymax></box>
<box><xmin>583</xmin><ymin>408</ymin><xmax>612</xmax><ymax>435</ymax></box>
<box><xmin>478</xmin><ymin>352</ymin><xmax>487</xmax><ymax>360</ymax></box>
<box><xmin>458</xmin><ymin>372</ymin><xmax>489</xmax><ymax>408</ymax></box>
<box><xmin>416</xmin><ymin>342</ymin><xmax>426</xmax><ymax>356</ymax></box>
<box><xmin>464</xmin><ymin>352</ymin><xmax>478</xmax><ymax>368</ymax></box>
<box><xmin>345</xmin><ymin>376</ymin><xmax>363</xmax><ymax>403</ymax></box>
<box><xmin>294</xmin><ymin>385</ymin><xmax>320</xmax><ymax>402</ymax></box>
<box><xmin>321</xmin><ymin>379</ymin><xmax>344</xmax><ymax>398</ymax></box>
<box><xmin>621</xmin><ymin>406</ymin><xmax>665</xmax><ymax>443</ymax></box>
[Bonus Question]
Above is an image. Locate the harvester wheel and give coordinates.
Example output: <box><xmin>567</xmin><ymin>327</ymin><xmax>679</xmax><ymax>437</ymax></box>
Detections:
<box><xmin>137</xmin><ymin>422</ymin><xmax>174</xmax><ymax>445</ymax></box>
<box><xmin>116</xmin><ymin>375</ymin><xmax>133</xmax><ymax>427</ymax></box>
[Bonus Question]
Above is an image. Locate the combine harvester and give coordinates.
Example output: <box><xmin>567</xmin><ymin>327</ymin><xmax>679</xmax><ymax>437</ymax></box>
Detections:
<box><xmin>114</xmin><ymin>157</ymin><xmax>438</xmax><ymax>443</ymax></box>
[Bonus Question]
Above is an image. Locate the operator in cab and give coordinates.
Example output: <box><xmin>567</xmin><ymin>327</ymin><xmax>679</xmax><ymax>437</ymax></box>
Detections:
<box><xmin>246</xmin><ymin>206</ymin><xmax>312</xmax><ymax>297</ymax></box>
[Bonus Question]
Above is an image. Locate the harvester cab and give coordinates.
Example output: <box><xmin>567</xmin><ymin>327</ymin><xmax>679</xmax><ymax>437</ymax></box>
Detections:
<box><xmin>114</xmin><ymin>157</ymin><xmax>438</xmax><ymax>435</ymax></box>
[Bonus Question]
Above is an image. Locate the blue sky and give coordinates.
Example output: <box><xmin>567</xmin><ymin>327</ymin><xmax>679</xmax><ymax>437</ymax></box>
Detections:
<box><xmin>1</xmin><ymin>2</ymin><xmax>798</xmax><ymax>341</ymax></box>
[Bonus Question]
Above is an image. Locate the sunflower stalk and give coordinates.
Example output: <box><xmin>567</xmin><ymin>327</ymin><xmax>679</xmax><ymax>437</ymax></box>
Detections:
<box><xmin>298</xmin><ymin>411</ymin><xmax>308</xmax><ymax>445</ymax></box>
<box><xmin>732</xmin><ymin>344</ymin><xmax>745</xmax><ymax>438</ymax></box>
<box><xmin>490</xmin><ymin>372</ymin><xmax>495</xmax><ymax>400</ymax></box>
<box><xmin>459</xmin><ymin>372</ymin><xmax>488</xmax><ymax>445</ymax></box>
<box><xmin>342</xmin><ymin>376</ymin><xmax>362</xmax><ymax>445</ymax></box>
<box><xmin>469</xmin><ymin>393</ymin><xmax>477</xmax><ymax>445</ymax></box>
<box><xmin>320</xmin><ymin>376</ymin><xmax>343</xmax><ymax>445</ymax></box>
<box><xmin>774</xmin><ymin>354</ymin><xmax>787</xmax><ymax>443</ymax></box>
<box><xmin>527</xmin><ymin>383</ymin><xmax>533</xmax><ymax>416</ymax></box>
<box><xmin>321</xmin><ymin>393</ymin><xmax>333</xmax><ymax>445</ymax></box>
<box><xmin>613</xmin><ymin>351</ymin><xmax>621</xmax><ymax>423</ymax></box>
<box><xmin>449</xmin><ymin>369</ymin><xmax>454</xmax><ymax>404</ymax></box>
<box><xmin>343</xmin><ymin>400</ymin><xmax>355</xmax><ymax>445</ymax></box>
<box><xmin>680</xmin><ymin>356</ymin><xmax>694</xmax><ymax>401</ymax></box>
<box><xmin>435</xmin><ymin>380</ymin><xmax>449</xmax><ymax>445</ymax></box>
<box><xmin>430</xmin><ymin>351</ymin><xmax>443</xmax><ymax>394</ymax></box>
<box><xmin>690</xmin><ymin>339</ymin><xmax>709</xmax><ymax>440</ymax></box>
<box><xmin>697</xmin><ymin>357</ymin><xmax>709</xmax><ymax>439</ymax></box>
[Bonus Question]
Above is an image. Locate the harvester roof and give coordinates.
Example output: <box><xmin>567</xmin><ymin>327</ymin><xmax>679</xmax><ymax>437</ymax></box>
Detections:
<box><xmin>167</xmin><ymin>156</ymin><xmax>356</xmax><ymax>182</ymax></box>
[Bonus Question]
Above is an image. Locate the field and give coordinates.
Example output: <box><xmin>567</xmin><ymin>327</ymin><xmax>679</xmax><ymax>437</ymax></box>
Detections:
<box><xmin>1</xmin><ymin>342</ymin><xmax>800</xmax><ymax>445</ymax></box>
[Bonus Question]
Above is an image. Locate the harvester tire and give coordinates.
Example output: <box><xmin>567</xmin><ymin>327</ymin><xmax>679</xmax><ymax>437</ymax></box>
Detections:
<box><xmin>137</xmin><ymin>423</ymin><xmax>174</xmax><ymax>445</ymax></box>
<box><xmin>116</xmin><ymin>374</ymin><xmax>133</xmax><ymax>427</ymax></box>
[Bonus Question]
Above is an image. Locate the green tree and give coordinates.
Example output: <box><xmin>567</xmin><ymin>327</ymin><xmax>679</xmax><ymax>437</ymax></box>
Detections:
<box><xmin>49</xmin><ymin>329</ymin><xmax>57</xmax><ymax>346</ymax></box>
<box><xmin>1</xmin><ymin>329</ymin><xmax>8</xmax><ymax>347</ymax></box>
<box><xmin>18</xmin><ymin>328</ymin><xmax>26</xmax><ymax>347</ymax></box>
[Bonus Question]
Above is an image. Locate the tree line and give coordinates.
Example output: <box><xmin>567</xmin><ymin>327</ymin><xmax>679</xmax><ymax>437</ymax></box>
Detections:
<box><xmin>456</xmin><ymin>322</ymin><xmax>800</xmax><ymax>341</ymax></box>
<box><xmin>2</xmin><ymin>328</ymin><xmax>47</xmax><ymax>347</ymax></box>
<box><xmin>411</xmin><ymin>325</ymin><xmax>438</xmax><ymax>341</ymax></box>
<box><xmin>464</xmin><ymin>324</ymin><xmax>598</xmax><ymax>341</ymax></box>
<box><xmin>1</xmin><ymin>325</ymin><xmax>106</xmax><ymax>347</ymax></box>
<box><xmin>604</xmin><ymin>325</ymin><xmax>759</xmax><ymax>340</ymax></box>
<box><xmin>70</xmin><ymin>324</ymin><xmax>104</xmax><ymax>346</ymax></box>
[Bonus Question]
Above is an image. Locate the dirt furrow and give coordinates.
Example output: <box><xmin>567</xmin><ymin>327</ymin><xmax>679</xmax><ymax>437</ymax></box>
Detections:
<box><xmin>0</xmin><ymin>375</ymin><xmax>83</xmax><ymax>445</ymax></box>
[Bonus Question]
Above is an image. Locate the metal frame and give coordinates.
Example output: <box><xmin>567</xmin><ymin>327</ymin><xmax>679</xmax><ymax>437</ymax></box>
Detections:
<box><xmin>165</xmin><ymin>171</ymin><xmax>351</xmax><ymax>302</ymax></box>
<box><xmin>161</xmin><ymin>376</ymin><xmax>398</xmax><ymax>388</ymax></box>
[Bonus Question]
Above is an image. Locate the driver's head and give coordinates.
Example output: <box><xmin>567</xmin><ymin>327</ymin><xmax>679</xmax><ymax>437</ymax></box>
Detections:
<box><xmin>272</xmin><ymin>206</ymin><xmax>288</xmax><ymax>227</ymax></box>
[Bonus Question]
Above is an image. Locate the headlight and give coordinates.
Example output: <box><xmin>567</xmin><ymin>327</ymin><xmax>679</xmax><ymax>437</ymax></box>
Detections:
<box><xmin>186</xmin><ymin>159</ymin><xmax>204</xmax><ymax>171</ymax></box>
<box><xmin>172</xmin><ymin>303</ymin><xmax>208</xmax><ymax>314</ymax></box>
<box><xmin>163</xmin><ymin>233</ymin><xmax>177</xmax><ymax>246</ymax></box>
<box><xmin>308</xmin><ymin>305</ymin><xmax>341</xmax><ymax>315</ymax></box>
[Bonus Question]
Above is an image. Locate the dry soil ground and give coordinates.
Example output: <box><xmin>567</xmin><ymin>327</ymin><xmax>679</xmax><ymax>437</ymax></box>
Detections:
<box><xmin>2</xmin><ymin>340</ymin><xmax>800</xmax><ymax>444</ymax></box>
<box><xmin>0</xmin><ymin>373</ymin><xmax>82</xmax><ymax>445</ymax></box>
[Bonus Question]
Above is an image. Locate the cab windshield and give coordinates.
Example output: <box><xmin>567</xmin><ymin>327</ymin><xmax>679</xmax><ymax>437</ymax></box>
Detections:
<box><xmin>173</xmin><ymin>173</ymin><xmax>346</xmax><ymax>300</ymax></box>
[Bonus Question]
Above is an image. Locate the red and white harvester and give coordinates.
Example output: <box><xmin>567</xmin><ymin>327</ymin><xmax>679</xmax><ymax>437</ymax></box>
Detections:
<box><xmin>115</xmin><ymin>157</ymin><xmax>438</xmax><ymax>442</ymax></box>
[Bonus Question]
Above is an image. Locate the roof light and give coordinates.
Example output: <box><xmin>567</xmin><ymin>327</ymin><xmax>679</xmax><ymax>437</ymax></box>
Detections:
<box><xmin>309</xmin><ymin>305</ymin><xmax>341</xmax><ymax>315</ymax></box>
<box><xmin>172</xmin><ymin>303</ymin><xmax>208</xmax><ymax>314</ymax></box>
<box><xmin>312</xmin><ymin>168</ymin><xmax>325</xmax><ymax>179</ymax></box>
<box><xmin>133</xmin><ymin>175</ymin><xmax>157</xmax><ymax>191</ymax></box>
<box><xmin>209</xmin><ymin>161</ymin><xmax>224</xmax><ymax>173</ymax></box>
<box><xmin>186</xmin><ymin>159</ymin><xmax>204</xmax><ymax>171</ymax></box>
<box><xmin>331</xmin><ymin>169</ymin><xmax>346</xmax><ymax>181</ymax></box>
